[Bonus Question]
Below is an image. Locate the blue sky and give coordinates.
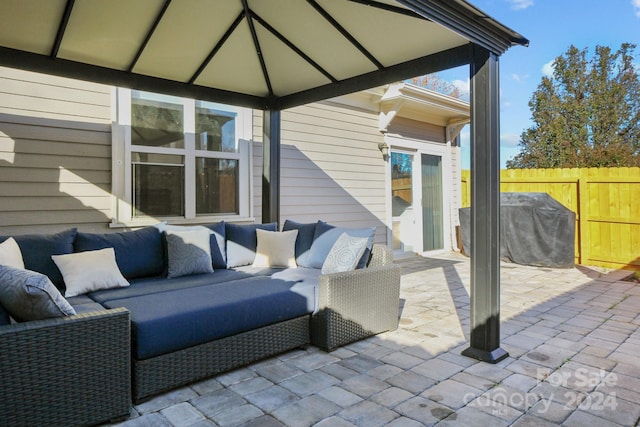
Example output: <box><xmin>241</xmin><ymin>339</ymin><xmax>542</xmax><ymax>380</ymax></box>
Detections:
<box><xmin>440</xmin><ymin>0</ymin><xmax>640</xmax><ymax>169</ymax></box>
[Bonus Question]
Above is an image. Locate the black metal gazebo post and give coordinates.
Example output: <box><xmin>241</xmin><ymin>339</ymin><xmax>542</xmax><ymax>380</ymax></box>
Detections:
<box><xmin>462</xmin><ymin>45</ymin><xmax>509</xmax><ymax>364</ymax></box>
<box><xmin>262</xmin><ymin>109</ymin><xmax>281</xmax><ymax>227</ymax></box>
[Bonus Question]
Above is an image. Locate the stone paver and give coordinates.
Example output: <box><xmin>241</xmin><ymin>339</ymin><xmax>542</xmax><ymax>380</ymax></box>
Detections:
<box><xmin>106</xmin><ymin>253</ymin><xmax>640</xmax><ymax>427</ymax></box>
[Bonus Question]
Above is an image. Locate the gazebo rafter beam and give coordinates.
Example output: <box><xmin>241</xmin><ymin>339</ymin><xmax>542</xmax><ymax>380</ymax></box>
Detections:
<box><xmin>242</xmin><ymin>0</ymin><xmax>274</xmax><ymax>97</ymax></box>
<box><xmin>250</xmin><ymin>10</ymin><xmax>338</xmax><ymax>84</ymax></box>
<box><xmin>306</xmin><ymin>0</ymin><xmax>384</xmax><ymax>70</ymax></box>
<box><xmin>127</xmin><ymin>0</ymin><xmax>172</xmax><ymax>73</ymax></box>
<box><xmin>51</xmin><ymin>0</ymin><xmax>75</xmax><ymax>58</ymax></box>
<box><xmin>189</xmin><ymin>11</ymin><xmax>245</xmax><ymax>85</ymax></box>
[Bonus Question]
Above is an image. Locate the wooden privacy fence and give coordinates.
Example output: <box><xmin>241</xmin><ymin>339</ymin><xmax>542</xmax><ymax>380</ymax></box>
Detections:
<box><xmin>461</xmin><ymin>167</ymin><xmax>640</xmax><ymax>271</ymax></box>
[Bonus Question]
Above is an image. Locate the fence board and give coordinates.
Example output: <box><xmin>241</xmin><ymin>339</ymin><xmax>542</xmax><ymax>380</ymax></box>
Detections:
<box><xmin>461</xmin><ymin>167</ymin><xmax>640</xmax><ymax>271</ymax></box>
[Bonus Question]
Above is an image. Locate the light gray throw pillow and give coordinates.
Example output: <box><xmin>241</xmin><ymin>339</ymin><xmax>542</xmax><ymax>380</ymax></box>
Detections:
<box><xmin>321</xmin><ymin>233</ymin><xmax>370</xmax><ymax>274</ymax></box>
<box><xmin>0</xmin><ymin>265</ymin><xmax>76</xmax><ymax>322</ymax></box>
<box><xmin>165</xmin><ymin>228</ymin><xmax>214</xmax><ymax>278</ymax></box>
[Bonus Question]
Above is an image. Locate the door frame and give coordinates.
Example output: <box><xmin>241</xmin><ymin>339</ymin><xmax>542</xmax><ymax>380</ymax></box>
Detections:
<box><xmin>385</xmin><ymin>135</ymin><xmax>453</xmax><ymax>256</ymax></box>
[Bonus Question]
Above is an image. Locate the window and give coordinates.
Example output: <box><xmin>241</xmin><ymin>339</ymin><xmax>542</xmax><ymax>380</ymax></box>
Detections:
<box><xmin>112</xmin><ymin>89</ymin><xmax>252</xmax><ymax>225</ymax></box>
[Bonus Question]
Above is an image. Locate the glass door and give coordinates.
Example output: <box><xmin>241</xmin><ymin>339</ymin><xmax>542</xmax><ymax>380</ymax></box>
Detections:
<box><xmin>421</xmin><ymin>153</ymin><xmax>444</xmax><ymax>251</ymax></box>
<box><xmin>391</xmin><ymin>152</ymin><xmax>415</xmax><ymax>253</ymax></box>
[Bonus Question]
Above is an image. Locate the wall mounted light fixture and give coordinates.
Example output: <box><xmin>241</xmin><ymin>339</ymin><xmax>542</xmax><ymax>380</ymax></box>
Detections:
<box><xmin>378</xmin><ymin>142</ymin><xmax>390</xmax><ymax>161</ymax></box>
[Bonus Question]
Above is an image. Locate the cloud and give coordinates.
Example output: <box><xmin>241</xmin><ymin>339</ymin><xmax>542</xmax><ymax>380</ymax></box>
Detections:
<box><xmin>634</xmin><ymin>0</ymin><xmax>640</xmax><ymax>17</ymax></box>
<box><xmin>511</xmin><ymin>73</ymin><xmax>529</xmax><ymax>83</ymax></box>
<box><xmin>542</xmin><ymin>60</ymin><xmax>554</xmax><ymax>77</ymax></box>
<box><xmin>508</xmin><ymin>0</ymin><xmax>534</xmax><ymax>10</ymax></box>
<box><xmin>501</xmin><ymin>133</ymin><xmax>520</xmax><ymax>148</ymax></box>
<box><xmin>451</xmin><ymin>78</ymin><xmax>470</xmax><ymax>100</ymax></box>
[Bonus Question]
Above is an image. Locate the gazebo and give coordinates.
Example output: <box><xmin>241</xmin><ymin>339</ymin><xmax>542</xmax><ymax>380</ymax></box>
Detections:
<box><xmin>0</xmin><ymin>0</ymin><xmax>528</xmax><ymax>363</ymax></box>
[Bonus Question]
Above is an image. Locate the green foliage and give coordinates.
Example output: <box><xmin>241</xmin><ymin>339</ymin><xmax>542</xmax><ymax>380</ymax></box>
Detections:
<box><xmin>507</xmin><ymin>43</ymin><xmax>640</xmax><ymax>169</ymax></box>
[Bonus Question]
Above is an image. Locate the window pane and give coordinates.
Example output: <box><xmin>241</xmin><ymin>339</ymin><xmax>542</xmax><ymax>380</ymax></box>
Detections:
<box><xmin>132</xmin><ymin>153</ymin><xmax>184</xmax><ymax>217</ymax></box>
<box><xmin>195</xmin><ymin>158</ymin><xmax>238</xmax><ymax>215</ymax></box>
<box><xmin>195</xmin><ymin>102</ymin><xmax>237</xmax><ymax>152</ymax></box>
<box><xmin>132</xmin><ymin>93</ymin><xmax>184</xmax><ymax>149</ymax></box>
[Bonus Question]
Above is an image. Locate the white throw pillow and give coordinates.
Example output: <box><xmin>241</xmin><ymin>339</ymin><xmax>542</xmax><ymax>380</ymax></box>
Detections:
<box><xmin>253</xmin><ymin>229</ymin><xmax>298</xmax><ymax>268</ymax></box>
<box><xmin>321</xmin><ymin>233</ymin><xmax>369</xmax><ymax>274</ymax></box>
<box><xmin>165</xmin><ymin>228</ymin><xmax>214</xmax><ymax>278</ymax></box>
<box><xmin>52</xmin><ymin>248</ymin><xmax>129</xmax><ymax>297</ymax></box>
<box><xmin>0</xmin><ymin>237</ymin><xmax>25</xmax><ymax>269</ymax></box>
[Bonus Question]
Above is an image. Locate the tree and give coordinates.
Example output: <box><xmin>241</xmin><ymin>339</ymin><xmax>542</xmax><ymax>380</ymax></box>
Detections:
<box><xmin>507</xmin><ymin>43</ymin><xmax>640</xmax><ymax>169</ymax></box>
<box><xmin>408</xmin><ymin>73</ymin><xmax>464</xmax><ymax>99</ymax></box>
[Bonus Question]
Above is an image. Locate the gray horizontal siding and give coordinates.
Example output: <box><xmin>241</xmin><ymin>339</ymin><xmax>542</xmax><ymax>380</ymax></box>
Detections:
<box><xmin>0</xmin><ymin>67</ymin><xmax>112</xmax><ymax>235</ymax></box>
<box><xmin>253</xmin><ymin>101</ymin><xmax>388</xmax><ymax>244</ymax></box>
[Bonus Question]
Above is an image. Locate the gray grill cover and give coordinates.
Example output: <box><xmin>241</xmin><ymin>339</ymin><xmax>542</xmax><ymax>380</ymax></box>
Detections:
<box><xmin>459</xmin><ymin>193</ymin><xmax>576</xmax><ymax>268</ymax></box>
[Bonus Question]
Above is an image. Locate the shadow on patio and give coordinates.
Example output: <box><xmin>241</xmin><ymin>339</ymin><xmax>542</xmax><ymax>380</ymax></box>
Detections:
<box><xmin>107</xmin><ymin>253</ymin><xmax>640</xmax><ymax>427</ymax></box>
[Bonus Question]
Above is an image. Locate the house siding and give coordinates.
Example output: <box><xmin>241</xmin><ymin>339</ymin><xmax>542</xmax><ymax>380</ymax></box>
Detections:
<box><xmin>0</xmin><ymin>68</ymin><xmax>463</xmax><ymax>250</ymax></box>
<box><xmin>0</xmin><ymin>67</ymin><xmax>112</xmax><ymax>235</ymax></box>
<box><xmin>253</xmin><ymin>101</ymin><xmax>388</xmax><ymax>244</ymax></box>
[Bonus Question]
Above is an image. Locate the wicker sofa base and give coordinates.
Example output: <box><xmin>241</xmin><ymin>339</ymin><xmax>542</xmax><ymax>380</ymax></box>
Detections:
<box><xmin>0</xmin><ymin>308</ymin><xmax>131</xmax><ymax>427</ymax></box>
<box><xmin>133</xmin><ymin>315</ymin><xmax>310</xmax><ymax>402</ymax></box>
<box><xmin>311</xmin><ymin>263</ymin><xmax>402</xmax><ymax>352</ymax></box>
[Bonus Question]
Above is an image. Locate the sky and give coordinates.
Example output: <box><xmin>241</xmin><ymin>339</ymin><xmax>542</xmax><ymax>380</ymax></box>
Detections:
<box><xmin>439</xmin><ymin>0</ymin><xmax>640</xmax><ymax>169</ymax></box>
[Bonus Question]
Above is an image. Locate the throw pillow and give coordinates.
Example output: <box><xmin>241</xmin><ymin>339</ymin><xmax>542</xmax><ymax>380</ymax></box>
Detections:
<box><xmin>203</xmin><ymin>221</ymin><xmax>227</xmax><ymax>269</ymax></box>
<box><xmin>0</xmin><ymin>228</ymin><xmax>77</xmax><ymax>292</ymax></box>
<box><xmin>0</xmin><ymin>237</ymin><xmax>25</xmax><ymax>269</ymax></box>
<box><xmin>307</xmin><ymin>222</ymin><xmax>375</xmax><ymax>269</ymax></box>
<box><xmin>52</xmin><ymin>248</ymin><xmax>130</xmax><ymax>297</ymax></box>
<box><xmin>282</xmin><ymin>220</ymin><xmax>318</xmax><ymax>267</ymax></box>
<box><xmin>253</xmin><ymin>229</ymin><xmax>298</xmax><ymax>268</ymax></box>
<box><xmin>74</xmin><ymin>226</ymin><xmax>164</xmax><ymax>280</ymax></box>
<box><xmin>321</xmin><ymin>233</ymin><xmax>370</xmax><ymax>274</ymax></box>
<box><xmin>225</xmin><ymin>222</ymin><xmax>277</xmax><ymax>268</ymax></box>
<box><xmin>0</xmin><ymin>265</ymin><xmax>76</xmax><ymax>322</ymax></box>
<box><xmin>165</xmin><ymin>228</ymin><xmax>214</xmax><ymax>278</ymax></box>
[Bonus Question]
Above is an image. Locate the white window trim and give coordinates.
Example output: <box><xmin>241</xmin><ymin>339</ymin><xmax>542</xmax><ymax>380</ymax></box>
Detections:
<box><xmin>110</xmin><ymin>88</ymin><xmax>253</xmax><ymax>228</ymax></box>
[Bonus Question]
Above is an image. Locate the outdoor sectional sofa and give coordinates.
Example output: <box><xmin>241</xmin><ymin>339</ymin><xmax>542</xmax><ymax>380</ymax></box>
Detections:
<box><xmin>0</xmin><ymin>220</ymin><xmax>401</xmax><ymax>427</ymax></box>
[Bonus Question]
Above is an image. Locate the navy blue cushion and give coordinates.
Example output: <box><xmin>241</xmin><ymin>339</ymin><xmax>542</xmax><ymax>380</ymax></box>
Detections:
<box><xmin>307</xmin><ymin>222</ymin><xmax>375</xmax><ymax>269</ymax></box>
<box><xmin>0</xmin><ymin>229</ymin><xmax>77</xmax><ymax>291</ymax></box>
<box><xmin>103</xmin><ymin>276</ymin><xmax>315</xmax><ymax>360</ymax></box>
<box><xmin>67</xmin><ymin>296</ymin><xmax>105</xmax><ymax>314</ymax></box>
<box><xmin>74</xmin><ymin>227</ymin><xmax>164</xmax><ymax>280</ymax></box>
<box><xmin>282</xmin><ymin>220</ymin><xmax>318</xmax><ymax>267</ymax></box>
<box><xmin>203</xmin><ymin>221</ymin><xmax>226</xmax><ymax>269</ymax></box>
<box><xmin>89</xmin><ymin>269</ymin><xmax>252</xmax><ymax>304</ymax></box>
<box><xmin>225</xmin><ymin>222</ymin><xmax>277</xmax><ymax>267</ymax></box>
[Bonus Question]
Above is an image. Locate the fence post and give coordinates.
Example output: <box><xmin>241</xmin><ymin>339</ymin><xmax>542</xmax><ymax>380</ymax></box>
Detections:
<box><xmin>577</xmin><ymin>169</ymin><xmax>588</xmax><ymax>266</ymax></box>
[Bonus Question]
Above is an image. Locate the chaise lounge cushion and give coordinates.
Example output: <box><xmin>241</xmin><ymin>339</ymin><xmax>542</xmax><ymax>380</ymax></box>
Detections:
<box><xmin>88</xmin><ymin>269</ymin><xmax>253</xmax><ymax>304</ymax></box>
<box><xmin>0</xmin><ymin>228</ymin><xmax>77</xmax><ymax>292</ymax></box>
<box><xmin>74</xmin><ymin>227</ymin><xmax>164</xmax><ymax>280</ymax></box>
<box><xmin>102</xmin><ymin>276</ymin><xmax>316</xmax><ymax>360</ymax></box>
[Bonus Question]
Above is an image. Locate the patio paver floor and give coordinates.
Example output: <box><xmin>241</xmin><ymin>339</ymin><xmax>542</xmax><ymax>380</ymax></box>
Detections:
<box><xmin>106</xmin><ymin>253</ymin><xmax>640</xmax><ymax>427</ymax></box>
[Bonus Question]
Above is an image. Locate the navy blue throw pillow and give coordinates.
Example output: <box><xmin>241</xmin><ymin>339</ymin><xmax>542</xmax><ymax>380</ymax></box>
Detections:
<box><xmin>282</xmin><ymin>220</ymin><xmax>319</xmax><ymax>267</ymax></box>
<box><xmin>0</xmin><ymin>228</ymin><xmax>77</xmax><ymax>292</ymax></box>
<box><xmin>203</xmin><ymin>221</ymin><xmax>227</xmax><ymax>269</ymax></box>
<box><xmin>74</xmin><ymin>227</ymin><xmax>164</xmax><ymax>280</ymax></box>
